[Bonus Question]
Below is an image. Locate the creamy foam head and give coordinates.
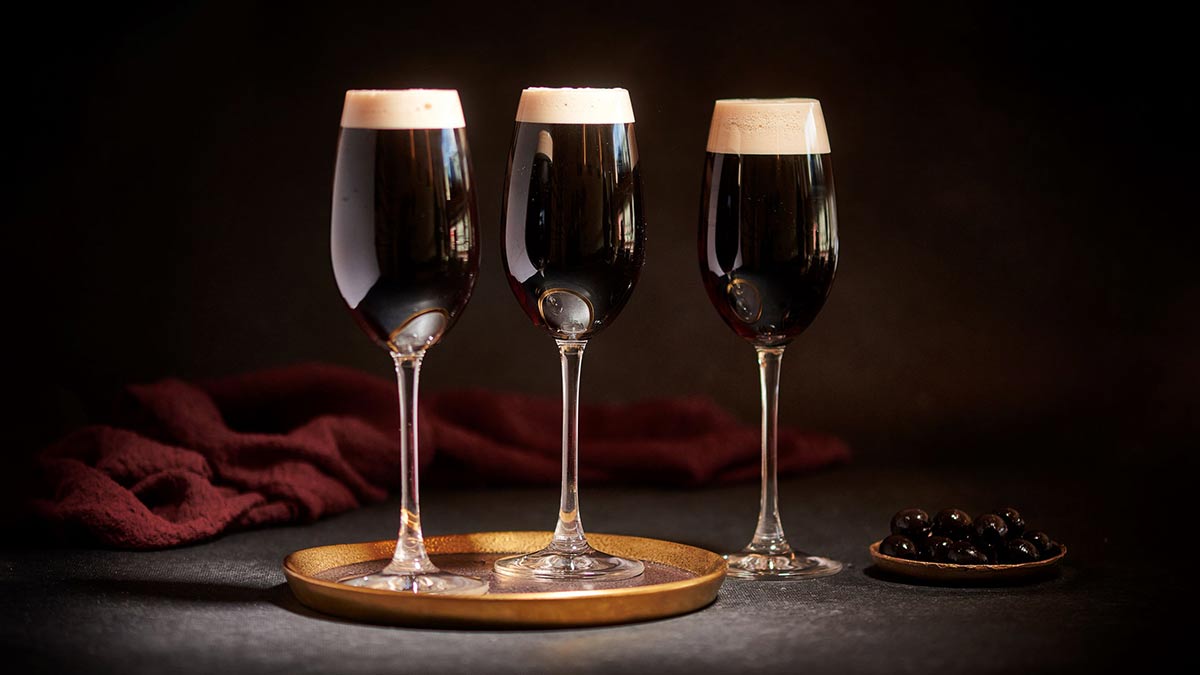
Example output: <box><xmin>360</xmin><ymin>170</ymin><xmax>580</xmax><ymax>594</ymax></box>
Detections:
<box><xmin>707</xmin><ymin>98</ymin><xmax>830</xmax><ymax>155</ymax></box>
<box><xmin>516</xmin><ymin>87</ymin><xmax>635</xmax><ymax>124</ymax></box>
<box><xmin>341</xmin><ymin>89</ymin><xmax>465</xmax><ymax>129</ymax></box>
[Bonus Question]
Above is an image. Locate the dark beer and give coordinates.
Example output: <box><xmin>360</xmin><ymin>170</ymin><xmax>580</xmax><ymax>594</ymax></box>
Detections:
<box><xmin>331</xmin><ymin>126</ymin><xmax>479</xmax><ymax>353</ymax></box>
<box><xmin>698</xmin><ymin>151</ymin><xmax>837</xmax><ymax>347</ymax></box>
<box><xmin>502</xmin><ymin>121</ymin><xmax>644</xmax><ymax>340</ymax></box>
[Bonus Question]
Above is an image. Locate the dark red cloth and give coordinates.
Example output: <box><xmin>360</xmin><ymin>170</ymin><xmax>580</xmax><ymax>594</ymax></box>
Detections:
<box><xmin>33</xmin><ymin>363</ymin><xmax>850</xmax><ymax>549</ymax></box>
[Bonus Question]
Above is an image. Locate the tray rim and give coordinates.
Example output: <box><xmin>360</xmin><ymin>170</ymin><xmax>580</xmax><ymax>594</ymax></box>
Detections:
<box><xmin>868</xmin><ymin>539</ymin><xmax>1067</xmax><ymax>579</ymax></box>
<box><xmin>282</xmin><ymin>530</ymin><xmax>728</xmax><ymax>627</ymax></box>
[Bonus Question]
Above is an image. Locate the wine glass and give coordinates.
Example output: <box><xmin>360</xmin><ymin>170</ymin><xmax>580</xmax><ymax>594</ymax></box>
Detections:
<box><xmin>494</xmin><ymin>87</ymin><xmax>646</xmax><ymax>581</ymax></box>
<box><xmin>698</xmin><ymin>98</ymin><xmax>842</xmax><ymax>579</ymax></box>
<box><xmin>330</xmin><ymin>89</ymin><xmax>486</xmax><ymax>594</ymax></box>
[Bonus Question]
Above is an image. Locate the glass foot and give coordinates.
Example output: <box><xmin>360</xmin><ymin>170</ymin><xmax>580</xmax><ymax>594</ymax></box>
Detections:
<box><xmin>724</xmin><ymin>548</ymin><xmax>843</xmax><ymax>580</ymax></box>
<box><xmin>340</xmin><ymin>571</ymin><xmax>488</xmax><ymax>595</ymax></box>
<box><xmin>493</xmin><ymin>545</ymin><xmax>645</xmax><ymax>581</ymax></box>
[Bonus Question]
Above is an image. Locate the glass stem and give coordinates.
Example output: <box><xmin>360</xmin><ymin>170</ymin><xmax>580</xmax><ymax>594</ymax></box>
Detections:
<box><xmin>749</xmin><ymin>346</ymin><xmax>790</xmax><ymax>554</ymax></box>
<box><xmin>550</xmin><ymin>339</ymin><xmax>590</xmax><ymax>554</ymax></box>
<box><xmin>383</xmin><ymin>351</ymin><xmax>438</xmax><ymax>575</ymax></box>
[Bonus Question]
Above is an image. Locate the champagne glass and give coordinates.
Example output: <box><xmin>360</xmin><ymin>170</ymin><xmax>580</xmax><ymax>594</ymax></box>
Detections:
<box><xmin>494</xmin><ymin>87</ymin><xmax>646</xmax><ymax>581</ymax></box>
<box><xmin>698</xmin><ymin>98</ymin><xmax>842</xmax><ymax>579</ymax></box>
<box><xmin>330</xmin><ymin>89</ymin><xmax>486</xmax><ymax>594</ymax></box>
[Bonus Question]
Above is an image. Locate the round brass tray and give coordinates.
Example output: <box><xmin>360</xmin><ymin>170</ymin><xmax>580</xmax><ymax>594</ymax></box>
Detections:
<box><xmin>869</xmin><ymin>540</ymin><xmax>1066</xmax><ymax>583</ymax></box>
<box><xmin>283</xmin><ymin>531</ymin><xmax>727</xmax><ymax>628</ymax></box>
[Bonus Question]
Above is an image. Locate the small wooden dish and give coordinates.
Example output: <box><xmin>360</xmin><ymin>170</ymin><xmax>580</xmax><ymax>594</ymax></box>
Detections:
<box><xmin>869</xmin><ymin>540</ymin><xmax>1066</xmax><ymax>583</ymax></box>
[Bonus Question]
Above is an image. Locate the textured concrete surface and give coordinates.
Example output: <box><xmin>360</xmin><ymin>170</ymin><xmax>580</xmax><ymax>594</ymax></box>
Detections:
<box><xmin>2</xmin><ymin>465</ymin><xmax>1184</xmax><ymax>673</ymax></box>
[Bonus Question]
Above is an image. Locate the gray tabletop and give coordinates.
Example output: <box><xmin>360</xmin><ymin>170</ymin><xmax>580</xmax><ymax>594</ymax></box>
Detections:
<box><xmin>1</xmin><ymin>464</ymin><xmax>1181</xmax><ymax>673</ymax></box>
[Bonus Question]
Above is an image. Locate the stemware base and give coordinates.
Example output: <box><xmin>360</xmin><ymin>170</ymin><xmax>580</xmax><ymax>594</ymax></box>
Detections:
<box><xmin>724</xmin><ymin>548</ymin><xmax>842</xmax><ymax>580</ymax></box>
<box><xmin>341</xmin><ymin>571</ymin><xmax>488</xmax><ymax>595</ymax></box>
<box><xmin>493</xmin><ymin>545</ymin><xmax>645</xmax><ymax>581</ymax></box>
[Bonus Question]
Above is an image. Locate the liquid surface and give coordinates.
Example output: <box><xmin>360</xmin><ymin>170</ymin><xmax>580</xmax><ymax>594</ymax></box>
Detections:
<box><xmin>503</xmin><ymin>122</ymin><xmax>644</xmax><ymax>340</ymax></box>
<box><xmin>699</xmin><ymin>152</ymin><xmax>837</xmax><ymax>347</ymax></box>
<box><xmin>331</xmin><ymin>127</ymin><xmax>479</xmax><ymax>353</ymax></box>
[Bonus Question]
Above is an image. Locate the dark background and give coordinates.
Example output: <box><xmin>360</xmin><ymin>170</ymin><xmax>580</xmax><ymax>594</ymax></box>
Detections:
<box><xmin>9</xmin><ymin>1</ymin><xmax>1194</xmax><ymax>474</ymax></box>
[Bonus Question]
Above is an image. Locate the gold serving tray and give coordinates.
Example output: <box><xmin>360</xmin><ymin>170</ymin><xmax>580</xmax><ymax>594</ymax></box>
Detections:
<box><xmin>869</xmin><ymin>540</ymin><xmax>1066</xmax><ymax>583</ymax></box>
<box><xmin>284</xmin><ymin>531</ymin><xmax>727</xmax><ymax>628</ymax></box>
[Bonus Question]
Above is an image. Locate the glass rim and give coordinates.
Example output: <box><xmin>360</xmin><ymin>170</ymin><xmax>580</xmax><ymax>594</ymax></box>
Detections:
<box><xmin>714</xmin><ymin>97</ymin><xmax>822</xmax><ymax>106</ymax></box>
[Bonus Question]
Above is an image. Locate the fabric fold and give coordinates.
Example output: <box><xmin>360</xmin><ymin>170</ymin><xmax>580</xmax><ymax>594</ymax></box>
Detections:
<box><xmin>33</xmin><ymin>363</ymin><xmax>849</xmax><ymax>549</ymax></box>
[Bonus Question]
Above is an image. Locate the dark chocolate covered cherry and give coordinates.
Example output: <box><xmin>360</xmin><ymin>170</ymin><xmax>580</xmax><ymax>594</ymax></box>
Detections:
<box><xmin>974</xmin><ymin>514</ymin><xmax>1009</xmax><ymax>545</ymax></box>
<box><xmin>922</xmin><ymin>535</ymin><xmax>953</xmax><ymax>562</ymax></box>
<box><xmin>995</xmin><ymin>507</ymin><xmax>1026</xmax><ymax>538</ymax></box>
<box><xmin>1004</xmin><ymin>539</ymin><xmax>1040</xmax><ymax>563</ymax></box>
<box><xmin>946</xmin><ymin>540</ymin><xmax>989</xmax><ymax>565</ymax></box>
<box><xmin>1025</xmin><ymin>531</ymin><xmax>1054</xmax><ymax>554</ymax></box>
<box><xmin>890</xmin><ymin>508</ymin><xmax>932</xmax><ymax>540</ymax></box>
<box><xmin>931</xmin><ymin>508</ymin><xmax>972</xmax><ymax>539</ymax></box>
<box><xmin>880</xmin><ymin>534</ymin><xmax>919</xmax><ymax>559</ymax></box>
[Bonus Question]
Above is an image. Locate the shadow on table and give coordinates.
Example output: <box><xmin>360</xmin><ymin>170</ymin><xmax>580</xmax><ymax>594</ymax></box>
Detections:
<box><xmin>47</xmin><ymin>577</ymin><xmax>377</xmax><ymax>626</ymax></box>
<box><xmin>55</xmin><ymin>578</ymin><xmax>382</xmax><ymax>625</ymax></box>
<box><xmin>262</xmin><ymin>582</ymin><xmax>365</xmax><ymax>623</ymax></box>
<box><xmin>54</xmin><ymin>578</ymin><xmax>273</xmax><ymax>604</ymax></box>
